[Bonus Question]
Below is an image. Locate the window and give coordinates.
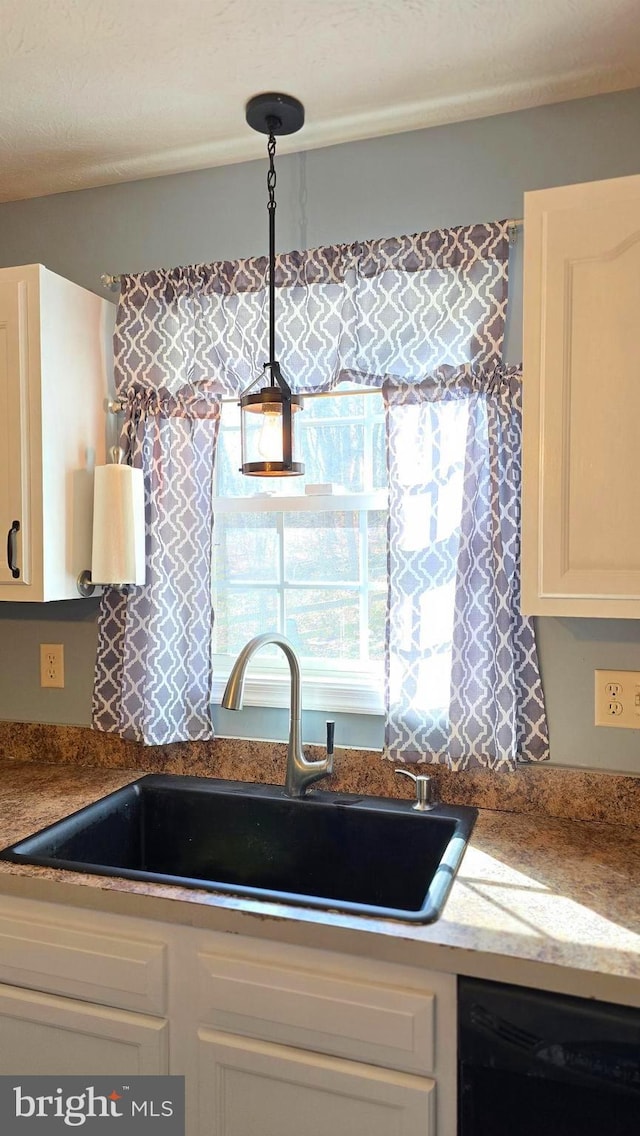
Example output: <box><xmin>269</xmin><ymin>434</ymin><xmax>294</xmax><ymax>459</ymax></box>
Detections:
<box><xmin>212</xmin><ymin>388</ymin><xmax>387</xmax><ymax>712</ymax></box>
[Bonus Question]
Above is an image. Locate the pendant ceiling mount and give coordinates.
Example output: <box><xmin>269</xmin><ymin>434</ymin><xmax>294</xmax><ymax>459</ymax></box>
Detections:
<box><xmin>245</xmin><ymin>92</ymin><xmax>305</xmax><ymax>137</ymax></box>
<box><xmin>239</xmin><ymin>92</ymin><xmax>306</xmax><ymax>478</ymax></box>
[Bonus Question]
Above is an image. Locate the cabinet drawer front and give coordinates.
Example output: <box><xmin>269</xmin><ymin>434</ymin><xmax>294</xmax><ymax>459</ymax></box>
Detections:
<box><xmin>198</xmin><ymin>1029</ymin><xmax>435</xmax><ymax>1136</ymax></box>
<box><xmin>0</xmin><ymin>984</ymin><xmax>168</xmax><ymax>1075</ymax></box>
<box><xmin>198</xmin><ymin>950</ymin><xmax>436</xmax><ymax>1075</ymax></box>
<box><xmin>0</xmin><ymin>911</ymin><xmax>167</xmax><ymax>1015</ymax></box>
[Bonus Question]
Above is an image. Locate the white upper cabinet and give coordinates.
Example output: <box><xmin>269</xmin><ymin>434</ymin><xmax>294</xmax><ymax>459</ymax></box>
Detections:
<box><xmin>521</xmin><ymin>173</ymin><xmax>640</xmax><ymax>617</ymax></box>
<box><xmin>0</xmin><ymin>264</ymin><xmax>110</xmax><ymax>601</ymax></box>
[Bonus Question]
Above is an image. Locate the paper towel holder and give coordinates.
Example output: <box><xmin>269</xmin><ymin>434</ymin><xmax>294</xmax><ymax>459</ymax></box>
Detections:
<box><xmin>77</xmin><ymin>570</ymin><xmax>137</xmax><ymax>597</ymax></box>
<box><xmin>77</xmin><ymin>445</ymin><xmax>117</xmax><ymax>597</ymax></box>
<box><xmin>77</xmin><ymin>447</ymin><xmax>145</xmax><ymax>597</ymax></box>
<box><xmin>76</xmin><ymin>569</ymin><xmax>133</xmax><ymax>597</ymax></box>
<box><xmin>76</xmin><ymin>568</ymin><xmax>96</xmax><ymax>598</ymax></box>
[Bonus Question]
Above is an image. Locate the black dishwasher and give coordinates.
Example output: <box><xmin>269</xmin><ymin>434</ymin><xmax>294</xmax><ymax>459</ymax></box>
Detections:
<box><xmin>458</xmin><ymin>977</ymin><xmax>640</xmax><ymax>1135</ymax></box>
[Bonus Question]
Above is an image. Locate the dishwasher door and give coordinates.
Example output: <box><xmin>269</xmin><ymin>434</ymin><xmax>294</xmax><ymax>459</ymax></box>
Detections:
<box><xmin>458</xmin><ymin>977</ymin><xmax>640</xmax><ymax>1136</ymax></box>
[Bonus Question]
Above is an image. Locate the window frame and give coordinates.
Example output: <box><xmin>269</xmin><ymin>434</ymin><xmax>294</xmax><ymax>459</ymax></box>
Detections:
<box><xmin>212</xmin><ymin>388</ymin><xmax>388</xmax><ymax>715</ymax></box>
<box><xmin>211</xmin><ymin>490</ymin><xmax>387</xmax><ymax>714</ymax></box>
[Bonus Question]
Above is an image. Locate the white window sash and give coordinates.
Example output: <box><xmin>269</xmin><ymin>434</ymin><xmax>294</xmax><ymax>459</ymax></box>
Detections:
<box><xmin>211</xmin><ymin>657</ymin><xmax>384</xmax><ymax>715</ymax></box>
<box><xmin>212</xmin><ymin>490</ymin><xmax>388</xmax><ymax>514</ymax></box>
<box><xmin>212</xmin><ymin>466</ymin><xmax>387</xmax><ymax>715</ymax></box>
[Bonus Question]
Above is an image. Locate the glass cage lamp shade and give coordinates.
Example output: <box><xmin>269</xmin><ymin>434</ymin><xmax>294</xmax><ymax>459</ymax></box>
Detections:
<box><xmin>239</xmin><ymin>370</ymin><xmax>304</xmax><ymax>477</ymax></box>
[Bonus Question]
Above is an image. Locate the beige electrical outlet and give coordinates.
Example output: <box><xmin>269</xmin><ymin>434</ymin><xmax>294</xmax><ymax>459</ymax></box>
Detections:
<box><xmin>594</xmin><ymin>669</ymin><xmax>640</xmax><ymax>729</ymax></box>
<box><xmin>40</xmin><ymin>644</ymin><xmax>64</xmax><ymax>689</ymax></box>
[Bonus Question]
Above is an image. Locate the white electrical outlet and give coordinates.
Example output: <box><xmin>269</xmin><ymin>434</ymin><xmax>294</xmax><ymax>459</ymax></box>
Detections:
<box><xmin>594</xmin><ymin>669</ymin><xmax>640</xmax><ymax>729</ymax></box>
<box><xmin>40</xmin><ymin>644</ymin><xmax>64</xmax><ymax>689</ymax></box>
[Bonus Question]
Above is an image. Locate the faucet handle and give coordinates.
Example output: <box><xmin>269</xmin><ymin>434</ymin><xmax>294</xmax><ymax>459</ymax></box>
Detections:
<box><xmin>326</xmin><ymin>720</ymin><xmax>335</xmax><ymax>757</ymax></box>
<box><xmin>394</xmin><ymin>768</ymin><xmax>438</xmax><ymax>812</ymax></box>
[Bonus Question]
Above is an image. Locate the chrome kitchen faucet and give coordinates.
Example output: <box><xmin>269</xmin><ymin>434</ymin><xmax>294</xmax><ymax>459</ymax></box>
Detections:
<box><xmin>221</xmin><ymin>633</ymin><xmax>334</xmax><ymax>798</ymax></box>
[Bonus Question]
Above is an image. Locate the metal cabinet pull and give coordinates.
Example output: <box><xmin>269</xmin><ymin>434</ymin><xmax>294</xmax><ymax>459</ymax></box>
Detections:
<box><xmin>6</xmin><ymin>520</ymin><xmax>20</xmax><ymax>578</ymax></box>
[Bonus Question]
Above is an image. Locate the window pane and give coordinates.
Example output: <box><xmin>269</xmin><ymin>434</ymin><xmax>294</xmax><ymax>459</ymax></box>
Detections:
<box><xmin>304</xmin><ymin>393</ymin><xmax>365</xmax><ymax>419</ymax></box>
<box><xmin>367</xmin><ymin>509</ymin><xmax>387</xmax><ymax>588</ymax></box>
<box><xmin>298</xmin><ymin>422</ymin><xmax>365</xmax><ymax>490</ymax></box>
<box><xmin>284</xmin><ymin>512</ymin><xmax>360</xmax><ymax>583</ymax></box>
<box><xmin>372</xmin><ymin>421</ymin><xmax>386</xmax><ymax>489</ymax></box>
<box><xmin>213</xmin><ymin>588</ymin><xmax>280</xmax><ymax>656</ymax></box>
<box><xmin>214</xmin><ymin>513</ymin><xmax>280</xmax><ymax>583</ymax></box>
<box><xmin>215</xmin><ymin>392</ymin><xmax>385</xmax><ymax>498</ymax></box>
<box><xmin>285</xmin><ymin>589</ymin><xmax>360</xmax><ymax>659</ymax></box>
<box><xmin>216</xmin><ymin>402</ymin><xmax>254</xmax><ymax>499</ymax></box>
<box><xmin>368</xmin><ymin>591</ymin><xmax>386</xmax><ymax>660</ymax></box>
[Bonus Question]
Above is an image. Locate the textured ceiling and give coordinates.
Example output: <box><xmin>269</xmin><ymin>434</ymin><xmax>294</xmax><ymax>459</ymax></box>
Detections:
<box><xmin>1</xmin><ymin>0</ymin><xmax>639</xmax><ymax>202</ymax></box>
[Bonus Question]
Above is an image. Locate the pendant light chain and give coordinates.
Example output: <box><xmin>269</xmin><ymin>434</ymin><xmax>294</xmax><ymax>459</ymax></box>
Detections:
<box><xmin>267</xmin><ymin>127</ymin><xmax>277</xmax><ymax>378</ymax></box>
<box><xmin>240</xmin><ymin>93</ymin><xmax>305</xmax><ymax>476</ymax></box>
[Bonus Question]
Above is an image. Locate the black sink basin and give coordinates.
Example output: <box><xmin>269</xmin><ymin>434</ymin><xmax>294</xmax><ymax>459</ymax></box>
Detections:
<box><xmin>0</xmin><ymin>774</ymin><xmax>476</xmax><ymax>923</ymax></box>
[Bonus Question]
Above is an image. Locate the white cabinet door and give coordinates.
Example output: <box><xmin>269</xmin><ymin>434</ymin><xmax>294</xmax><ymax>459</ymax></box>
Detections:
<box><xmin>0</xmin><ymin>984</ymin><xmax>169</xmax><ymax>1075</ymax></box>
<box><xmin>196</xmin><ymin>1029</ymin><xmax>435</xmax><ymax>1136</ymax></box>
<box><xmin>0</xmin><ymin>278</ymin><xmax>30</xmax><ymax>588</ymax></box>
<box><xmin>522</xmin><ymin>172</ymin><xmax>640</xmax><ymax>617</ymax></box>
<box><xmin>0</xmin><ymin>264</ymin><xmax>109</xmax><ymax>602</ymax></box>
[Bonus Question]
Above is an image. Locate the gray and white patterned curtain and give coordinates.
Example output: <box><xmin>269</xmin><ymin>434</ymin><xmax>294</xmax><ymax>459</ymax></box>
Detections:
<box><xmin>93</xmin><ymin>220</ymin><xmax>546</xmax><ymax>750</ymax></box>
<box><xmin>93</xmin><ymin>387</ymin><xmax>220</xmax><ymax>744</ymax></box>
<box><xmin>384</xmin><ymin>366</ymin><xmax>549</xmax><ymax>770</ymax></box>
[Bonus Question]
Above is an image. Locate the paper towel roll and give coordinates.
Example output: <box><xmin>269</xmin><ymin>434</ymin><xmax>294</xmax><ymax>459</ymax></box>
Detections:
<box><xmin>91</xmin><ymin>464</ymin><xmax>146</xmax><ymax>586</ymax></box>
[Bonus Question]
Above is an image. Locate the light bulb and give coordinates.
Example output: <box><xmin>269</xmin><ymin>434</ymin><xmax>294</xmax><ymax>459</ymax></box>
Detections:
<box><xmin>257</xmin><ymin>409</ymin><xmax>282</xmax><ymax>461</ymax></box>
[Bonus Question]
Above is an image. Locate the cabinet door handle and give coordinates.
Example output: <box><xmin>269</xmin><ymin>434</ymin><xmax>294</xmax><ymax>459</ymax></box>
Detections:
<box><xmin>6</xmin><ymin>520</ymin><xmax>20</xmax><ymax>579</ymax></box>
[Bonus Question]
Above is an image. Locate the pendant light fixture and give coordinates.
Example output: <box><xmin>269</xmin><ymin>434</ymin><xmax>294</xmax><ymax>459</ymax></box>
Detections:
<box><xmin>240</xmin><ymin>92</ymin><xmax>305</xmax><ymax>477</ymax></box>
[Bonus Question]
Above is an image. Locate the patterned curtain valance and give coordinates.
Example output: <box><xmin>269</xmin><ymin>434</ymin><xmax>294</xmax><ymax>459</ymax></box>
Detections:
<box><xmin>114</xmin><ymin>221</ymin><xmax>510</xmax><ymax>400</ymax></box>
<box><xmin>119</xmin><ymin>224</ymin><xmax>509</xmax><ymax>294</ymax></box>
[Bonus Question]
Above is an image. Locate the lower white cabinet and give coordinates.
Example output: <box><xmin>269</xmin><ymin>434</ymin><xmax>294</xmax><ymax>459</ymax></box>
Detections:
<box><xmin>0</xmin><ymin>984</ymin><xmax>169</xmax><ymax>1075</ymax></box>
<box><xmin>0</xmin><ymin>895</ymin><xmax>456</xmax><ymax>1136</ymax></box>
<box><xmin>189</xmin><ymin>936</ymin><xmax>453</xmax><ymax>1136</ymax></box>
<box><xmin>197</xmin><ymin>1029</ymin><xmax>435</xmax><ymax>1136</ymax></box>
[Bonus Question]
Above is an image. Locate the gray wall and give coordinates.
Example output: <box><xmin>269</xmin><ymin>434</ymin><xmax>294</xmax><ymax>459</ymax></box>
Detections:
<box><xmin>1</xmin><ymin>88</ymin><xmax>639</xmax><ymax>771</ymax></box>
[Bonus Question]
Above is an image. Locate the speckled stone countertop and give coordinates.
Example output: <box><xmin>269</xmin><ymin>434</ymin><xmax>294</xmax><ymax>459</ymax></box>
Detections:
<box><xmin>0</xmin><ymin>757</ymin><xmax>639</xmax><ymax>1007</ymax></box>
